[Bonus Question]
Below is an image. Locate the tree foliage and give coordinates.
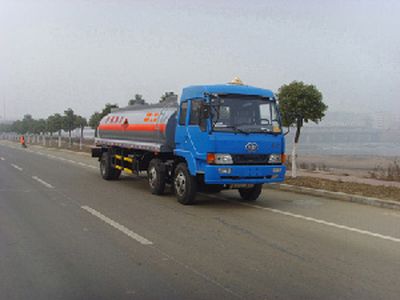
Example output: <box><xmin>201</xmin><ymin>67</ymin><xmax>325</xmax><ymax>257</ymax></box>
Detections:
<box><xmin>159</xmin><ymin>91</ymin><xmax>177</xmax><ymax>103</ymax></box>
<box><xmin>47</xmin><ymin>113</ymin><xmax>63</xmax><ymax>135</ymax></box>
<box><xmin>75</xmin><ymin>115</ymin><xmax>87</xmax><ymax>129</ymax></box>
<box><xmin>89</xmin><ymin>103</ymin><xmax>119</xmax><ymax>136</ymax></box>
<box><xmin>62</xmin><ymin>108</ymin><xmax>78</xmax><ymax>133</ymax></box>
<box><xmin>32</xmin><ymin>118</ymin><xmax>46</xmax><ymax>134</ymax></box>
<box><xmin>277</xmin><ymin>81</ymin><xmax>327</xmax><ymax>177</ymax></box>
<box><xmin>277</xmin><ymin>81</ymin><xmax>327</xmax><ymax>143</ymax></box>
<box><xmin>128</xmin><ymin>94</ymin><xmax>146</xmax><ymax>106</ymax></box>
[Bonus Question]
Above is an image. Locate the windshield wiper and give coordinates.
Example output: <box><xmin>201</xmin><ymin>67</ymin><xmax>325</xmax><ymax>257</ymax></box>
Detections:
<box><xmin>221</xmin><ymin>125</ymin><xmax>250</xmax><ymax>135</ymax></box>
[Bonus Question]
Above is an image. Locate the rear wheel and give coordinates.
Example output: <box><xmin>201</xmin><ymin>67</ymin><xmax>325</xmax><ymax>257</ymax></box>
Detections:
<box><xmin>100</xmin><ymin>152</ymin><xmax>121</xmax><ymax>180</ymax></box>
<box><xmin>174</xmin><ymin>163</ymin><xmax>197</xmax><ymax>205</ymax></box>
<box><xmin>148</xmin><ymin>158</ymin><xmax>166</xmax><ymax>195</ymax></box>
<box><xmin>238</xmin><ymin>184</ymin><xmax>262</xmax><ymax>201</ymax></box>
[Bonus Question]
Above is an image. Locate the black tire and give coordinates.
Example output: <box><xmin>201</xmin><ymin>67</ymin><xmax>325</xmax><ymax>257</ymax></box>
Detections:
<box><xmin>100</xmin><ymin>152</ymin><xmax>121</xmax><ymax>180</ymax></box>
<box><xmin>148</xmin><ymin>158</ymin><xmax>166</xmax><ymax>195</ymax></box>
<box><xmin>238</xmin><ymin>184</ymin><xmax>263</xmax><ymax>201</ymax></box>
<box><xmin>174</xmin><ymin>163</ymin><xmax>197</xmax><ymax>205</ymax></box>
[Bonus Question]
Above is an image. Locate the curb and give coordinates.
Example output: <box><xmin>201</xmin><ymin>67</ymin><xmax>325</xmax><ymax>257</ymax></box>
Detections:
<box><xmin>265</xmin><ymin>183</ymin><xmax>400</xmax><ymax>211</ymax></box>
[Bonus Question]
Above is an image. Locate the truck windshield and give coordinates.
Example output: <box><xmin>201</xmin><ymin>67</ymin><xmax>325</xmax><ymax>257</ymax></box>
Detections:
<box><xmin>210</xmin><ymin>95</ymin><xmax>281</xmax><ymax>134</ymax></box>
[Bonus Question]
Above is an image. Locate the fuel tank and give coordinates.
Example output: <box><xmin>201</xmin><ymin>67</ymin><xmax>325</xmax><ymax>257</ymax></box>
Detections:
<box><xmin>97</xmin><ymin>102</ymin><xmax>178</xmax><ymax>152</ymax></box>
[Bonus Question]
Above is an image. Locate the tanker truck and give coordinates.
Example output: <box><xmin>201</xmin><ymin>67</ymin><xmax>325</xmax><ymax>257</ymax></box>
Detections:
<box><xmin>91</xmin><ymin>79</ymin><xmax>286</xmax><ymax>205</ymax></box>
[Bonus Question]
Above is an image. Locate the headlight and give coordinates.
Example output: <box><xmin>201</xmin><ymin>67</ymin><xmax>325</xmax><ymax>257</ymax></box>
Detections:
<box><xmin>268</xmin><ymin>154</ymin><xmax>282</xmax><ymax>164</ymax></box>
<box><xmin>207</xmin><ymin>153</ymin><xmax>233</xmax><ymax>164</ymax></box>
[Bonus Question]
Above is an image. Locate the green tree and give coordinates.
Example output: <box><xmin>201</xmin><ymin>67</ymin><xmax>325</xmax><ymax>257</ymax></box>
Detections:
<box><xmin>128</xmin><ymin>94</ymin><xmax>146</xmax><ymax>106</ymax></box>
<box><xmin>159</xmin><ymin>91</ymin><xmax>177</xmax><ymax>103</ymax></box>
<box><xmin>11</xmin><ymin>120</ymin><xmax>23</xmax><ymax>134</ymax></box>
<box><xmin>63</xmin><ymin>108</ymin><xmax>78</xmax><ymax>147</ymax></box>
<box><xmin>32</xmin><ymin>118</ymin><xmax>46</xmax><ymax>135</ymax></box>
<box><xmin>47</xmin><ymin>113</ymin><xmax>63</xmax><ymax>147</ymax></box>
<box><xmin>47</xmin><ymin>114</ymin><xmax>62</xmax><ymax>136</ymax></box>
<box><xmin>89</xmin><ymin>103</ymin><xmax>119</xmax><ymax>137</ymax></box>
<box><xmin>75</xmin><ymin>115</ymin><xmax>87</xmax><ymax>150</ymax></box>
<box><xmin>89</xmin><ymin>112</ymin><xmax>102</xmax><ymax>137</ymax></box>
<box><xmin>0</xmin><ymin>123</ymin><xmax>12</xmax><ymax>133</ymax></box>
<box><xmin>277</xmin><ymin>81</ymin><xmax>327</xmax><ymax>177</ymax></box>
<box><xmin>21</xmin><ymin>114</ymin><xmax>35</xmax><ymax>134</ymax></box>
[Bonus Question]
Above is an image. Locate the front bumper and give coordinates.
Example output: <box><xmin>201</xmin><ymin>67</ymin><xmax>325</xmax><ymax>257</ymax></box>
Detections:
<box><xmin>203</xmin><ymin>164</ymin><xmax>286</xmax><ymax>184</ymax></box>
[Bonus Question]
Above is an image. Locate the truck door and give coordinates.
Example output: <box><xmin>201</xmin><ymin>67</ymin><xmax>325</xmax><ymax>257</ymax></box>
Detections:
<box><xmin>175</xmin><ymin>99</ymin><xmax>209</xmax><ymax>175</ymax></box>
<box><xmin>186</xmin><ymin>99</ymin><xmax>209</xmax><ymax>156</ymax></box>
<box><xmin>175</xmin><ymin>101</ymin><xmax>188</xmax><ymax>150</ymax></box>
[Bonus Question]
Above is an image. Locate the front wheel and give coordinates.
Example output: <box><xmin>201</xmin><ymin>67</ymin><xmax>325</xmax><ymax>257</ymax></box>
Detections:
<box><xmin>238</xmin><ymin>184</ymin><xmax>263</xmax><ymax>201</ymax></box>
<box><xmin>174</xmin><ymin>163</ymin><xmax>197</xmax><ymax>205</ymax></box>
<box><xmin>148</xmin><ymin>159</ymin><xmax>166</xmax><ymax>195</ymax></box>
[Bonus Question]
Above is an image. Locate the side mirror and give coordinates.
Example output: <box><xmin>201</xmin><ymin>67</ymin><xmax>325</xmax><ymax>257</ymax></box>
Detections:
<box><xmin>284</xmin><ymin>127</ymin><xmax>290</xmax><ymax>136</ymax></box>
<box><xmin>201</xmin><ymin>104</ymin><xmax>210</xmax><ymax>119</ymax></box>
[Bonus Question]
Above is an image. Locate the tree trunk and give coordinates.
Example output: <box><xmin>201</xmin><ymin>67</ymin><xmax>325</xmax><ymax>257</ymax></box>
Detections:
<box><xmin>291</xmin><ymin>122</ymin><xmax>302</xmax><ymax>178</ymax></box>
<box><xmin>68</xmin><ymin>130</ymin><xmax>72</xmax><ymax>148</ymax></box>
<box><xmin>291</xmin><ymin>141</ymin><xmax>297</xmax><ymax>178</ymax></box>
<box><xmin>58</xmin><ymin>131</ymin><xmax>61</xmax><ymax>148</ymax></box>
<box><xmin>79</xmin><ymin>126</ymin><xmax>83</xmax><ymax>150</ymax></box>
<box><xmin>42</xmin><ymin>133</ymin><xmax>46</xmax><ymax>146</ymax></box>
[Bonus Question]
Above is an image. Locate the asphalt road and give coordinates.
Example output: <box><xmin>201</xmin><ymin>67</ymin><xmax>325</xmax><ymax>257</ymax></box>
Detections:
<box><xmin>1</xmin><ymin>141</ymin><xmax>399</xmax><ymax>300</ymax></box>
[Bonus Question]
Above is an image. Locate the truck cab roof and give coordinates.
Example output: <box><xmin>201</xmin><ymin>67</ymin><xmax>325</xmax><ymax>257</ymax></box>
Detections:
<box><xmin>181</xmin><ymin>84</ymin><xmax>275</xmax><ymax>102</ymax></box>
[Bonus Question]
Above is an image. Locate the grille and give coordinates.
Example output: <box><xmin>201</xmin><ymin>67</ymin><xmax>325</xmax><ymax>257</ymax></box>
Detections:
<box><xmin>231</xmin><ymin>154</ymin><xmax>270</xmax><ymax>165</ymax></box>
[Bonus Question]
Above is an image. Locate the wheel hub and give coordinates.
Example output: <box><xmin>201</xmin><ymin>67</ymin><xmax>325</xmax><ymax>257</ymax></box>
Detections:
<box><xmin>149</xmin><ymin>167</ymin><xmax>157</xmax><ymax>188</ymax></box>
<box><xmin>175</xmin><ymin>172</ymin><xmax>186</xmax><ymax>196</ymax></box>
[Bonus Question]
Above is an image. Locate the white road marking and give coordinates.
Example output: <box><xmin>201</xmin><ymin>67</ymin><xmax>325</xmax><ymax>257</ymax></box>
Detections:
<box><xmin>244</xmin><ymin>202</ymin><xmax>400</xmax><ymax>243</ymax></box>
<box><xmin>0</xmin><ymin>157</ymin><xmax>5</xmax><ymax>160</ymax></box>
<box><xmin>81</xmin><ymin>205</ymin><xmax>153</xmax><ymax>245</ymax></box>
<box><xmin>11</xmin><ymin>164</ymin><xmax>23</xmax><ymax>171</ymax></box>
<box><xmin>204</xmin><ymin>193</ymin><xmax>400</xmax><ymax>243</ymax></box>
<box><xmin>32</xmin><ymin>176</ymin><xmax>54</xmax><ymax>189</ymax></box>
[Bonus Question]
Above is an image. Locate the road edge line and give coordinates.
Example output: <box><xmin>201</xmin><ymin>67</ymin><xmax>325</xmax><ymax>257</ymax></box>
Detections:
<box><xmin>265</xmin><ymin>183</ymin><xmax>400</xmax><ymax>210</ymax></box>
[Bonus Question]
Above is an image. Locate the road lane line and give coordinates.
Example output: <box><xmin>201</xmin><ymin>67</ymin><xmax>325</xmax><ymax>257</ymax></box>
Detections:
<box><xmin>0</xmin><ymin>157</ymin><xmax>5</xmax><ymax>160</ymax></box>
<box><xmin>203</xmin><ymin>194</ymin><xmax>400</xmax><ymax>243</ymax></box>
<box><xmin>32</xmin><ymin>176</ymin><xmax>54</xmax><ymax>189</ymax></box>
<box><xmin>244</xmin><ymin>202</ymin><xmax>400</xmax><ymax>243</ymax></box>
<box><xmin>11</xmin><ymin>164</ymin><xmax>23</xmax><ymax>171</ymax></box>
<box><xmin>81</xmin><ymin>205</ymin><xmax>153</xmax><ymax>245</ymax></box>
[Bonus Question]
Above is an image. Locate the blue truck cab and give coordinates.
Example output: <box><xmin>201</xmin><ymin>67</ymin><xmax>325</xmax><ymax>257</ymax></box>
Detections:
<box><xmin>172</xmin><ymin>79</ymin><xmax>286</xmax><ymax>203</ymax></box>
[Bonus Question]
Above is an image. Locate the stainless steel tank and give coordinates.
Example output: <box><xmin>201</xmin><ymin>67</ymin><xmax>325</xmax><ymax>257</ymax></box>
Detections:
<box><xmin>97</xmin><ymin>102</ymin><xmax>178</xmax><ymax>152</ymax></box>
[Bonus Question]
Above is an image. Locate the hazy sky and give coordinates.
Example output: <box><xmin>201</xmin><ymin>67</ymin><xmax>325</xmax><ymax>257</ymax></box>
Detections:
<box><xmin>1</xmin><ymin>0</ymin><xmax>399</xmax><ymax>120</ymax></box>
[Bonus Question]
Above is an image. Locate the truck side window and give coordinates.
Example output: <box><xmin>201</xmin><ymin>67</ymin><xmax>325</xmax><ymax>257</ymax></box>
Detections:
<box><xmin>179</xmin><ymin>102</ymin><xmax>188</xmax><ymax>125</ymax></box>
<box><xmin>189</xmin><ymin>100</ymin><xmax>201</xmax><ymax>125</ymax></box>
<box><xmin>190</xmin><ymin>100</ymin><xmax>207</xmax><ymax>131</ymax></box>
